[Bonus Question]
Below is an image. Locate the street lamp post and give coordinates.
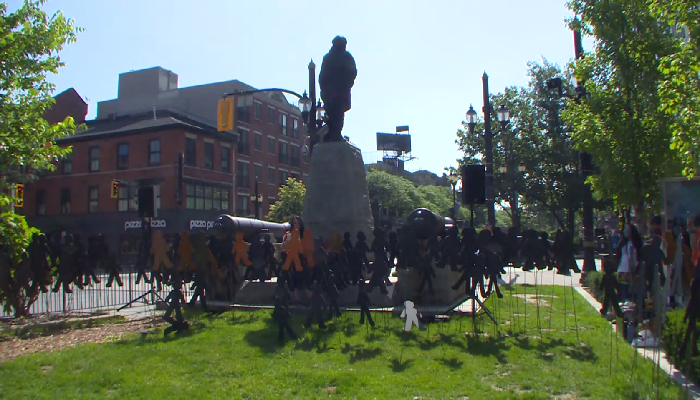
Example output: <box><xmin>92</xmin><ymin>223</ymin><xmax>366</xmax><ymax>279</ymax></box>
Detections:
<box><xmin>544</xmin><ymin>24</ymin><xmax>597</xmax><ymax>278</ymax></box>
<box><xmin>482</xmin><ymin>73</ymin><xmax>496</xmax><ymax>227</ymax></box>
<box><xmin>448</xmin><ymin>173</ymin><xmax>459</xmax><ymax>221</ymax></box>
<box><xmin>250</xmin><ymin>177</ymin><xmax>263</xmax><ymax>220</ymax></box>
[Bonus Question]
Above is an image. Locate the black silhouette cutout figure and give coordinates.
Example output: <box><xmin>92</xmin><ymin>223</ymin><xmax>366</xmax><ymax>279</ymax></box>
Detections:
<box><xmin>273</xmin><ymin>277</ymin><xmax>296</xmax><ymax>342</ymax></box>
<box><xmin>438</xmin><ymin>226</ymin><xmax>461</xmax><ymax>271</ymax></box>
<box><xmin>453</xmin><ymin>227</ymin><xmax>479</xmax><ymax>296</ymax></box>
<box><xmin>52</xmin><ymin>234</ymin><xmax>75</xmax><ymax>293</ymax></box>
<box><xmin>679</xmin><ymin>278</ymin><xmax>700</xmax><ymax>357</ymax></box>
<box><xmin>478</xmin><ymin>230</ymin><xmax>503</xmax><ymax>298</ymax></box>
<box><xmin>28</xmin><ymin>234</ymin><xmax>51</xmax><ymax>293</ymax></box>
<box><xmin>357</xmin><ymin>278</ymin><xmax>375</xmax><ymax>327</ymax></box>
<box><xmin>599</xmin><ymin>258</ymin><xmax>622</xmax><ymax>317</ymax></box>
<box><xmin>304</xmin><ymin>281</ymin><xmax>327</xmax><ymax>329</ymax></box>
<box><xmin>388</xmin><ymin>231</ymin><xmax>400</xmax><ymax>268</ymax></box>
<box><xmin>368</xmin><ymin>228</ymin><xmax>390</xmax><ymax>295</ymax></box>
<box><xmin>355</xmin><ymin>231</ymin><xmax>370</xmax><ymax>274</ymax></box>
<box><xmin>163</xmin><ymin>267</ymin><xmax>189</xmax><ymax>337</ymax></box>
<box><xmin>263</xmin><ymin>235</ymin><xmax>278</xmax><ymax>279</ymax></box>
<box><xmin>417</xmin><ymin>241</ymin><xmax>436</xmax><ymax>295</ymax></box>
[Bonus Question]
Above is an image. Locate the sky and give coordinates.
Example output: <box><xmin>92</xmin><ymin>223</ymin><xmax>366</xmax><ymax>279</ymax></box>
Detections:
<box><xmin>12</xmin><ymin>0</ymin><xmax>583</xmax><ymax>175</ymax></box>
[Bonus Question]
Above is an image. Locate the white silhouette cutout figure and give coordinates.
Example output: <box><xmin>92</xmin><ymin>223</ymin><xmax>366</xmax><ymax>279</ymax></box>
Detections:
<box><xmin>400</xmin><ymin>300</ymin><xmax>425</xmax><ymax>332</ymax></box>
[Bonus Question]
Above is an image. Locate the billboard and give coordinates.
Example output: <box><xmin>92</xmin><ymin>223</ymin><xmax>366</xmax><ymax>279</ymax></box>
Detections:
<box><xmin>376</xmin><ymin>133</ymin><xmax>411</xmax><ymax>153</ymax></box>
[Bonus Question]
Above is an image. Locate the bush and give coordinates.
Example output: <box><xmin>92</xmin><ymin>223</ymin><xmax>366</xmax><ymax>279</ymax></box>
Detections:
<box><xmin>0</xmin><ymin>212</ymin><xmax>42</xmax><ymax>318</ymax></box>
<box><xmin>581</xmin><ymin>270</ymin><xmax>604</xmax><ymax>303</ymax></box>
<box><xmin>662</xmin><ymin>309</ymin><xmax>700</xmax><ymax>384</ymax></box>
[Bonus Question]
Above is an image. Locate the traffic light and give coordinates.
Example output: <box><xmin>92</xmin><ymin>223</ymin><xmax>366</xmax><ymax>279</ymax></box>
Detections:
<box><xmin>111</xmin><ymin>180</ymin><xmax>119</xmax><ymax>198</ymax></box>
<box><xmin>217</xmin><ymin>97</ymin><xmax>234</xmax><ymax>131</ymax></box>
<box><xmin>14</xmin><ymin>183</ymin><xmax>24</xmax><ymax>208</ymax></box>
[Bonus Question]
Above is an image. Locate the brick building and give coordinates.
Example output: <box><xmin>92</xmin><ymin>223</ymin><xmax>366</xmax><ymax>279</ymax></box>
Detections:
<box><xmin>96</xmin><ymin>66</ymin><xmax>310</xmax><ymax>217</ymax></box>
<box><xmin>24</xmin><ymin>67</ymin><xmax>310</xmax><ymax>254</ymax></box>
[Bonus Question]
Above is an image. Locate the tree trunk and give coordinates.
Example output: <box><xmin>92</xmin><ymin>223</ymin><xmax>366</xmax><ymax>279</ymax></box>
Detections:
<box><xmin>566</xmin><ymin>207</ymin><xmax>576</xmax><ymax>233</ymax></box>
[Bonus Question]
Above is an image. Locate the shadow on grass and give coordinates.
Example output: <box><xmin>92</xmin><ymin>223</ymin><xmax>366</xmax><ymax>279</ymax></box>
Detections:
<box><xmin>437</xmin><ymin>356</ymin><xmax>464</xmax><ymax>370</ymax></box>
<box><xmin>465</xmin><ymin>335</ymin><xmax>509</xmax><ymax>364</ymax></box>
<box><xmin>563</xmin><ymin>343</ymin><xmax>598</xmax><ymax>362</ymax></box>
<box><xmin>390</xmin><ymin>357</ymin><xmax>413</xmax><ymax>372</ymax></box>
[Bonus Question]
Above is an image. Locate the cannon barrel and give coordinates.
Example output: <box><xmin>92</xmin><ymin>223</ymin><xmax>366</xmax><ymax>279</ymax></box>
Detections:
<box><xmin>213</xmin><ymin>215</ymin><xmax>291</xmax><ymax>242</ymax></box>
<box><xmin>405</xmin><ymin>208</ymin><xmax>454</xmax><ymax>240</ymax></box>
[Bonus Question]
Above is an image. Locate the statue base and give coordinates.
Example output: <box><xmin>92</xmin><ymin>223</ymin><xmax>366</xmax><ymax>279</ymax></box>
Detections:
<box><xmin>391</xmin><ymin>267</ymin><xmax>467</xmax><ymax>307</ymax></box>
<box><xmin>302</xmin><ymin>141</ymin><xmax>374</xmax><ymax>240</ymax></box>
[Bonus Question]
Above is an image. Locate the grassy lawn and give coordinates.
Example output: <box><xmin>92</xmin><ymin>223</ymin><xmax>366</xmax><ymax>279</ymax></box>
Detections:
<box><xmin>0</xmin><ymin>285</ymin><xmax>684</xmax><ymax>399</ymax></box>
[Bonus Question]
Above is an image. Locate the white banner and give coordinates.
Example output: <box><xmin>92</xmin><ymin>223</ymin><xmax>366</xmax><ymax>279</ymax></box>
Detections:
<box><xmin>189</xmin><ymin>220</ymin><xmax>216</xmax><ymax>230</ymax></box>
<box><xmin>124</xmin><ymin>220</ymin><xmax>167</xmax><ymax>230</ymax></box>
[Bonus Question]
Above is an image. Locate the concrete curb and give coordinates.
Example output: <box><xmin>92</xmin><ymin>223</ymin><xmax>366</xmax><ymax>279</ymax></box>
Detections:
<box><xmin>575</xmin><ymin>286</ymin><xmax>700</xmax><ymax>398</ymax></box>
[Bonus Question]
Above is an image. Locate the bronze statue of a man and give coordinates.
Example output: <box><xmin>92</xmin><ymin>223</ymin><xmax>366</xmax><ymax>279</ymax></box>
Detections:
<box><xmin>319</xmin><ymin>36</ymin><xmax>357</xmax><ymax>142</ymax></box>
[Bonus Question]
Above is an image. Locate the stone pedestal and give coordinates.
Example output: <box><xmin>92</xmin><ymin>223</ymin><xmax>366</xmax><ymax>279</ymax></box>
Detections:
<box><xmin>302</xmin><ymin>141</ymin><xmax>374</xmax><ymax>240</ymax></box>
<box><xmin>391</xmin><ymin>267</ymin><xmax>466</xmax><ymax>307</ymax></box>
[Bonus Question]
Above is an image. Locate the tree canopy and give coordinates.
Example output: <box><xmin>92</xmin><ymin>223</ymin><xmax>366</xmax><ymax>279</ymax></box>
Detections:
<box><xmin>563</xmin><ymin>0</ymin><xmax>684</xmax><ymax>212</ymax></box>
<box><xmin>0</xmin><ymin>0</ymin><xmax>81</xmax><ymax>209</ymax></box>
<box><xmin>266</xmin><ymin>178</ymin><xmax>306</xmax><ymax>223</ymax></box>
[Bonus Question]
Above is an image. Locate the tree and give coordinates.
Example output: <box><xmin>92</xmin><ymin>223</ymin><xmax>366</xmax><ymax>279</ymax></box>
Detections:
<box><xmin>652</xmin><ymin>1</ymin><xmax>700</xmax><ymax>177</ymax></box>
<box><xmin>366</xmin><ymin>170</ymin><xmax>423</xmax><ymax>218</ymax></box>
<box><xmin>0</xmin><ymin>0</ymin><xmax>81</xmax><ymax>317</ymax></box>
<box><xmin>267</xmin><ymin>178</ymin><xmax>305</xmax><ymax>223</ymax></box>
<box><xmin>0</xmin><ymin>0</ymin><xmax>81</xmax><ymax>208</ymax></box>
<box><xmin>454</xmin><ymin>61</ymin><xmax>583</xmax><ymax>231</ymax></box>
<box><xmin>563</xmin><ymin>0</ymin><xmax>683</xmax><ymax>218</ymax></box>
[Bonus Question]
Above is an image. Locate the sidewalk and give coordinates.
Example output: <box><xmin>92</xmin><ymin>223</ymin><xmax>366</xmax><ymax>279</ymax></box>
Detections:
<box><xmin>575</xmin><ymin>282</ymin><xmax>700</xmax><ymax>399</ymax></box>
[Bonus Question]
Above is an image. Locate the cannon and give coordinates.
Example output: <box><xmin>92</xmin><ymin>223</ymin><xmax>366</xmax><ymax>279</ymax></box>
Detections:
<box><xmin>405</xmin><ymin>208</ymin><xmax>454</xmax><ymax>240</ymax></box>
<box><xmin>213</xmin><ymin>215</ymin><xmax>291</xmax><ymax>242</ymax></box>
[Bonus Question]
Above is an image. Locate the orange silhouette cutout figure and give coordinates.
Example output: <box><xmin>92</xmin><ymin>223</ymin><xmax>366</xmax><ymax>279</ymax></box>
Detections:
<box><xmin>150</xmin><ymin>230</ymin><xmax>173</xmax><ymax>270</ymax></box>
<box><xmin>302</xmin><ymin>229</ymin><xmax>315</xmax><ymax>268</ymax></box>
<box><xmin>232</xmin><ymin>232</ymin><xmax>251</xmax><ymax>267</ymax></box>
<box><xmin>324</xmin><ymin>230</ymin><xmax>343</xmax><ymax>253</ymax></box>
<box><xmin>177</xmin><ymin>232</ymin><xmax>195</xmax><ymax>272</ymax></box>
<box><xmin>282</xmin><ymin>229</ymin><xmax>303</xmax><ymax>272</ymax></box>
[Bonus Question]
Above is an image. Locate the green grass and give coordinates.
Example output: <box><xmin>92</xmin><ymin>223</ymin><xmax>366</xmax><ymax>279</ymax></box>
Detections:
<box><xmin>0</xmin><ymin>315</ymin><xmax>127</xmax><ymax>339</ymax></box>
<box><xmin>0</xmin><ymin>285</ymin><xmax>685</xmax><ymax>400</ymax></box>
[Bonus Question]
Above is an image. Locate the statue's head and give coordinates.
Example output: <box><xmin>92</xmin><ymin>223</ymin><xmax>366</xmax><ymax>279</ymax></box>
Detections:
<box><xmin>332</xmin><ymin>36</ymin><xmax>347</xmax><ymax>50</ymax></box>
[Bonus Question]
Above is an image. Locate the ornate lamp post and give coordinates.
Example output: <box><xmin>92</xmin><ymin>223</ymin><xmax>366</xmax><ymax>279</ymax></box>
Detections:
<box><xmin>448</xmin><ymin>173</ymin><xmax>459</xmax><ymax>221</ymax></box>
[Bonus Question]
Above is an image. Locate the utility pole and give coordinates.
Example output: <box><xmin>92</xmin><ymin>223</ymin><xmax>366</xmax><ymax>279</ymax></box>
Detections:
<box><xmin>482</xmin><ymin>72</ymin><xmax>496</xmax><ymax>227</ymax></box>
<box><xmin>574</xmin><ymin>27</ymin><xmax>598</xmax><ymax>277</ymax></box>
<box><xmin>308</xmin><ymin>60</ymin><xmax>318</xmax><ymax>151</ymax></box>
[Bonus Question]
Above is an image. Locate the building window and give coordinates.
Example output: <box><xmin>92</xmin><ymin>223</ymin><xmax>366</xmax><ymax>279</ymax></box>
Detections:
<box><xmin>204</xmin><ymin>142</ymin><xmax>214</xmax><ymax>170</ymax></box>
<box><xmin>88</xmin><ymin>186</ymin><xmax>99</xmax><ymax>213</ymax></box>
<box><xmin>254</xmin><ymin>103</ymin><xmax>262</xmax><ymax>120</ymax></box>
<box><xmin>236</xmin><ymin>194</ymin><xmax>250</xmax><ymax>217</ymax></box>
<box><xmin>278</xmin><ymin>142</ymin><xmax>289</xmax><ymax>164</ymax></box>
<box><xmin>36</xmin><ymin>190</ymin><xmax>46</xmax><ymax>215</ymax></box>
<box><xmin>186</xmin><ymin>184</ymin><xmax>229</xmax><ymax>211</ymax></box>
<box><xmin>237</xmin><ymin>105</ymin><xmax>250</xmax><ymax>123</ymax></box>
<box><xmin>267</xmin><ymin>137</ymin><xmax>275</xmax><ymax>154</ymax></box>
<box><xmin>60</xmin><ymin>188</ymin><xmax>71</xmax><ymax>214</ymax></box>
<box><xmin>237</xmin><ymin>161</ymin><xmax>249</xmax><ymax>188</ymax></box>
<box><xmin>237</xmin><ymin>129</ymin><xmax>250</xmax><ymax>155</ymax></box>
<box><xmin>268</xmin><ymin>197</ymin><xmax>276</xmax><ymax>207</ymax></box>
<box><xmin>88</xmin><ymin>146</ymin><xmax>100</xmax><ymax>172</ymax></box>
<box><xmin>185</xmin><ymin>137</ymin><xmax>196</xmax><ymax>167</ymax></box>
<box><xmin>117</xmin><ymin>143</ymin><xmax>129</xmax><ymax>170</ymax></box>
<box><xmin>254</xmin><ymin>132</ymin><xmax>262</xmax><ymax>151</ymax></box>
<box><xmin>290</xmin><ymin>144</ymin><xmax>301</xmax><ymax>167</ymax></box>
<box><xmin>153</xmin><ymin>184</ymin><xmax>161</xmax><ymax>212</ymax></box>
<box><xmin>292</xmin><ymin>118</ymin><xmax>299</xmax><ymax>138</ymax></box>
<box><xmin>268</xmin><ymin>166</ymin><xmax>275</xmax><ymax>184</ymax></box>
<box><xmin>278</xmin><ymin>170</ymin><xmax>289</xmax><ymax>186</ymax></box>
<box><xmin>118</xmin><ymin>186</ymin><xmax>136</xmax><ymax>212</ymax></box>
<box><xmin>279</xmin><ymin>114</ymin><xmax>287</xmax><ymax>136</ymax></box>
<box><xmin>62</xmin><ymin>154</ymin><xmax>72</xmax><ymax>174</ymax></box>
<box><xmin>268</xmin><ymin>107</ymin><xmax>275</xmax><ymax>124</ymax></box>
<box><xmin>149</xmin><ymin>139</ymin><xmax>161</xmax><ymax>166</ymax></box>
<box><xmin>221</xmin><ymin>146</ymin><xmax>230</xmax><ymax>172</ymax></box>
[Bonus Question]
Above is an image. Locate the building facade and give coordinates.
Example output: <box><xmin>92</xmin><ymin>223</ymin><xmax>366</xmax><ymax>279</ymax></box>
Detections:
<box><xmin>24</xmin><ymin>109</ymin><xmax>237</xmax><ymax>255</ymax></box>
<box><xmin>95</xmin><ymin>66</ymin><xmax>310</xmax><ymax>217</ymax></box>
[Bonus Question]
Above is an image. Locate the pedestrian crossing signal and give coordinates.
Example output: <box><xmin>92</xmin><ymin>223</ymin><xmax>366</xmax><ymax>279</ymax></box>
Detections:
<box><xmin>14</xmin><ymin>183</ymin><xmax>24</xmax><ymax>208</ymax></box>
<box><xmin>217</xmin><ymin>98</ymin><xmax>234</xmax><ymax>131</ymax></box>
<box><xmin>111</xmin><ymin>180</ymin><xmax>119</xmax><ymax>199</ymax></box>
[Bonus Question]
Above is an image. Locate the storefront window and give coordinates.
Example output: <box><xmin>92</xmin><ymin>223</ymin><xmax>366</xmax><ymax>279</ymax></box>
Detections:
<box><xmin>186</xmin><ymin>183</ymin><xmax>230</xmax><ymax>211</ymax></box>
